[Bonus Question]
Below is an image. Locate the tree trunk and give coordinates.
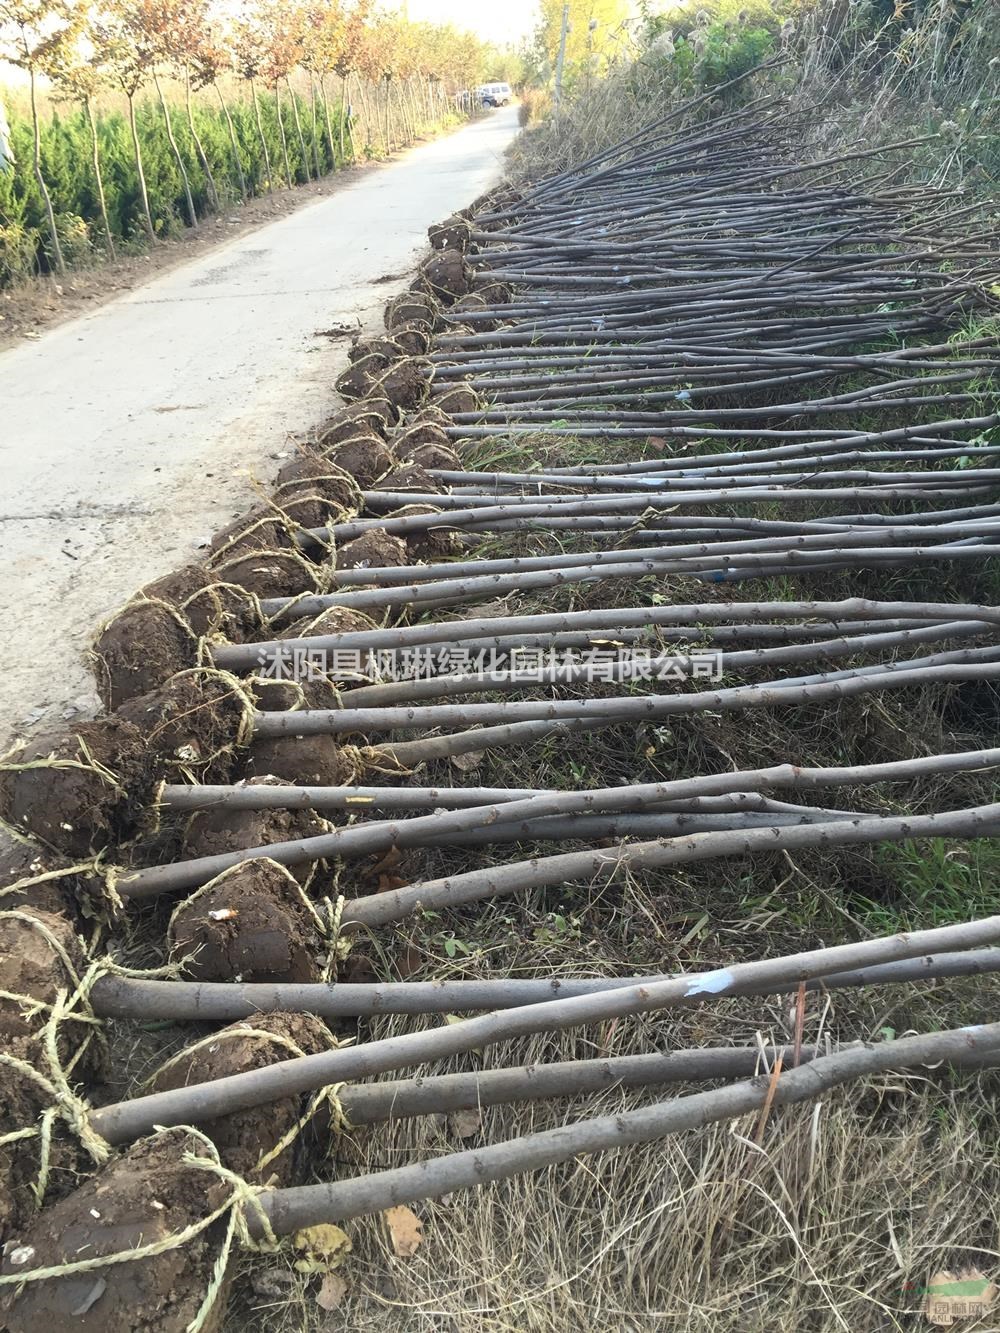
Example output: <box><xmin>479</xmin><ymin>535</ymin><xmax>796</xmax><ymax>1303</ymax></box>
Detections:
<box><xmin>308</xmin><ymin>73</ymin><xmax>324</xmax><ymax>176</ymax></box>
<box><xmin>215</xmin><ymin>82</ymin><xmax>248</xmax><ymax>201</ymax></box>
<box><xmin>339</xmin><ymin>73</ymin><xmax>349</xmax><ymax>161</ymax></box>
<box><xmin>84</xmin><ymin>95</ymin><xmax>116</xmax><ymax>260</ymax></box>
<box><xmin>357</xmin><ymin>79</ymin><xmax>374</xmax><ymax>156</ymax></box>
<box><xmin>381</xmin><ymin>79</ymin><xmax>392</xmax><ymax>155</ymax></box>
<box><xmin>273</xmin><ymin>82</ymin><xmax>294</xmax><ymax>187</ymax></box>
<box><xmin>185</xmin><ymin>65</ymin><xmax>219</xmax><ymax>212</ymax></box>
<box><xmin>127</xmin><ymin>92</ymin><xmax>157</xmax><ymax>244</ymax></box>
<box><xmin>28</xmin><ymin>66</ymin><xmax>64</xmax><ymax>274</ymax></box>
<box><xmin>153</xmin><ymin>68</ymin><xmax>197</xmax><ymax>227</ymax></box>
<box><xmin>285</xmin><ymin>76</ymin><xmax>311</xmax><ymax>180</ymax></box>
<box><xmin>319</xmin><ymin>74</ymin><xmax>337</xmax><ymax>169</ymax></box>
<box><xmin>249</xmin><ymin>77</ymin><xmax>273</xmax><ymax>194</ymax></box>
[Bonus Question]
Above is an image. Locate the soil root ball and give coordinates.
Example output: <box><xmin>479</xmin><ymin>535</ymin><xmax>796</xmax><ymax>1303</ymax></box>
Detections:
<box><xmin>428</xmin><ymin>214</ymin><xmax>472</xmax><ymax>252</ymax></box>
<box><xmin>407</xmin><ymin>402</ymin><xmax>452</xmax><ymax>429</ymax></box>
<box><xmin>373</xmin><ymin>462</ymin><xmax>439</xmax><ymax>494</ymax></box>
<box><xmin>246</xmin><ymin>733</ymin><xmax>360</xmax><ymax>787</ymax></box>
<box><xmin>336</xmin><ymin>529</ymin><xmax>410</xmax><ymax>570</ymax></box>
<box><xmin>400</xmin><ymin>440</ymin><xmax>463</xmax><ymax>472</ymax></box>
<box><xmin>390</xmin><ymin>322</ymin><xmax>431</xmax><ymax>357</ymax></box>
<box><xmin>348</xmin><ymin>334</ymin><xmax>404</xmax><ymax>365</ymax></box>
<box><xmin>477</xmin><ymin>280</ymin><xmax>514</xmax><ymax>305</ymax></box>
<box><xmin>92</xmin><ymin>599</ymin><xmax>197</xmax><ymax>711</ymax></box>
<box><xmin>181</xmin><ymin>779</ymin><xmax>329</xmax><ymax>887</ymax></box>
<box><xmin>0</xmin><ymin>907</ymin><xmax>88</xmax><ymax>1048</ymax></box>
<box><xmin>417</xmin><ymin>247</ymin><xmax>470</xmax><ymax>304</ymax></box>
<box><xmin>383</xmin><ymin>505</ymin><xmax>464</xmax><ymax>559</ymax></box>
<box><xmin>451</xmin><ymin>293</ymin><xmax>495</xmax><ymax>328</ymax></box>
<box><xmin>335</xmin><ymin>351</ymin><xmax>389</xmax><ymax>401</ymax></box>
<box><xmin>115</xmin><ymin>670</ymin><xmax>252</xmax><ymax>780</ymax></box>
<box><xmin>391</xmin><ymin>419</ymin><xmax>452</xmax><ymax>454</ymax></box>
<box><xmin>139</xmin><ymin>565</ymin><xmax>262</xmax><ymax>640</ymax></box>
<box><xmin>0</xmin><ymin>831</ymin><xmax>107</xmax><ymax>928</ymax></box>
<box><xmin>373</xmin><ymin>358</ymin><xmax>431</xmax><ymax>411</ymax></box>
<box><xmin>208</xmin><ymin>509</ymin><xmax>291</xmax><ymax>563</ymax></box>
<box><xmin>322</xmin><ymin>435</ymin><xmax>394</xmax><ymax>487</ymax></box>
<box><xmin>274</xmin><ymin>452</ymin><xmax>361</xmax><ymax>511</ymax></box>
<box><xmin>208</xmin><ymin>549</ymin><xmax>323</xmax><ymax>602</ymax></box>
<box><xmin>384</xmin><ymin>290</ymin><xmax>439</xmax><ymax>332</ymax></box>
<box><xmin>148</xmin><ymin>1011</ymin><xmax>336</xmax><ymax>1185</ymax></box>
<box><xmin>252</xmin><ymin>675</ymin><xmax>342</xmax><ymax>712</ymax></box>
<box><xmin>168</xmin><ymin>858</ymin><xmax>326</xmax><ymax>983</ymax></box>
<box><xmin>281</xmin><ymin>607</ymin><xmax>379</xmax><ymax>639</ymax></box>
<box><xmin>434</xmin><ymin>384</ymin><xmax>481</xmax><ymax>416</ymax></box>
<box><xmin>0</xmin><ymin>1046</ymin><xmax>87</xmax><ymax>1248</ymax></box>
<box><xmin>0</xmin><ymin>1130</ymin><xmax>234</xmax><ymax>1333</ymax></box>
<box><xmin>0</xmin><ymin>719</ymin><xmax>150</xmax><ymax>857</ymax></box>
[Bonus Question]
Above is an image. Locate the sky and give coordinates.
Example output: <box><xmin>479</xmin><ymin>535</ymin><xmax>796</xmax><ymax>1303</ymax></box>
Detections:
<box><xmin>403</xmin><ymin>0</ymin><xmax>542</xmax><ymax>46</ymax></box>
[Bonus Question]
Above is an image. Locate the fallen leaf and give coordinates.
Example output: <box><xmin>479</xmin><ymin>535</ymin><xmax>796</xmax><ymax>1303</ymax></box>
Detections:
<box><xmin>316</xmin><ymin>1271</ymin><xmax>348</xmax><ymax>1311</ymax></box>
<box><xmin>395</xmin><ymin>942</ymin><xmax>424</xmax><ymax>978</ymax></box>
<box><xmin>292</xmin><ymin>1223</ymin><xmax>352</xmax><ymax>1274</ymax></box>
<box><xmin>924</xmin><ymin>1266</ymin><xmax>997</xmax><ymax>1327</ymax></box>
<box><xmin>384</xmin><ymin>1205</ymin><xmax>423</xmax><ymax>1257</ymax></box>
<box><xmin>450</xmin><ymin>749</ymin><xmax>484</xmax><ymax>773</ymax></box>
<box><xmin>364</xmin><ymin>845</ymin><xmax>405</xmax><ymax>883</ymax></box>
<box><xmin>448</xmin><ymin>1107</ymin><xmax>482</xmax><ymax>1139</ymax></box>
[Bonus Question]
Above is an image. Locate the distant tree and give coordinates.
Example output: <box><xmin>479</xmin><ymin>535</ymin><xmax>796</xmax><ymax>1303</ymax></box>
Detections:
<box><xmin>537</xmin><ymin>0</ymin><xmax>630</xmax><ymax>79</ymax></box>
<box><xmin>301</xmin><ymin>0</ymin><xmax>345</xmax><ymax>169</ymax></box>
<box><xmin>91</xmin><ymin>6</ymin><xmax>158</xmax><ymax>243</ymax></box>
<box><xmin>232</xmin><ymin>8</ymin><xmax>275</xmax><ymax>192</ymax></box>
<box><xmin>44</xmin><ymin>36</ymin><xmax>118</xmax><ymax>258</ymax></box>
<box><xmin>0</xmin><ymin>0</ymin><xmax>82</xmax><ymax>273</ymax></box>
<box><xmin>126</xmin><ymin>0</ymin><xmax>199</xmax><ymax>227</ymax></box>
<box><xmin>190</xmin><ymin>16</ymin><xmax>248</xmax><ymax>202</ymax></box>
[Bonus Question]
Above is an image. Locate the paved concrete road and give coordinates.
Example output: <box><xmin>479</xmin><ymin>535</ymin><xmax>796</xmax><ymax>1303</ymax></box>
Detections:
<box><xmin>0</xmin><ymin>107</ymin><xmax>519</xmax><ymax>741</ymax></box>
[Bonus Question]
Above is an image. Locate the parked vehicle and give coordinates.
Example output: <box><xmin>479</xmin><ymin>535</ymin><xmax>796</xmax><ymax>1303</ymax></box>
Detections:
<box><xmin>478</xmin><ymin>82</ymin><xmax>513</xmax><ymax>108</ymax></box>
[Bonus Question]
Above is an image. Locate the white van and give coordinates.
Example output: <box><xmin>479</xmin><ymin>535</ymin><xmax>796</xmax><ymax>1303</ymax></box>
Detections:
<box><xmin>479</xmin><ymin>82</ymin><xmax>513</xmax><ymax>108</ymax></box>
